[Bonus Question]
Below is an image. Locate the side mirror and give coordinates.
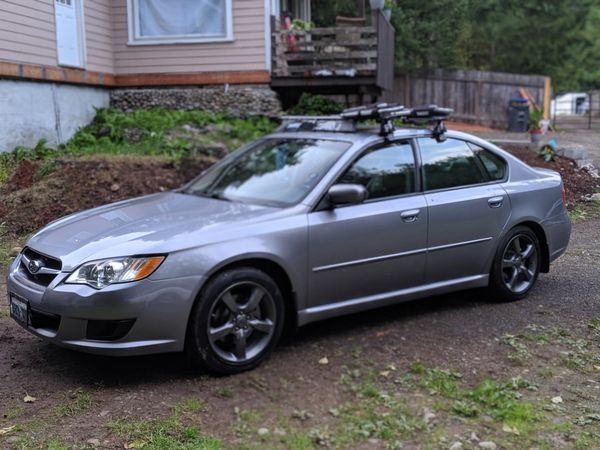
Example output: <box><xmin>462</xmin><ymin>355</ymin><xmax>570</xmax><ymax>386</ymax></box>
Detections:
<box><xmin>327</xmin><ymin>184</ymin><xmax>367</xmax><ymax>206</ymax></box>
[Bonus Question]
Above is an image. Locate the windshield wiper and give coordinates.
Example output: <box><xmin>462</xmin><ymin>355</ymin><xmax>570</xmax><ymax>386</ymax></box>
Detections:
<box><xmin>187</xmin><ymin>190</ymin><xmax>233</xmax><ymax>202</ymax></box>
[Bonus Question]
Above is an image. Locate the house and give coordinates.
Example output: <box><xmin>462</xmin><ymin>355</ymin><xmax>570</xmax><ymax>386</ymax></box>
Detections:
<box><xmin>0</xmin><ymin>0</ymin><xmax>394</xmax><ymax>152</ymax></box>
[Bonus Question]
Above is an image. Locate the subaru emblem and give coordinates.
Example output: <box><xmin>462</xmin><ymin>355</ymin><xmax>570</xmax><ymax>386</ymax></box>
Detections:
<box><xmin>27</xmin><ymin>260</ymin><xmax>43</xmax><ymax>274</ymax></box>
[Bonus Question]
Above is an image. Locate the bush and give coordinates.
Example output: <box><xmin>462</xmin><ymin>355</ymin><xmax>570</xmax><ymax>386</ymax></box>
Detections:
<box><xmin>288</xmin><ymin>93</ymin><xmax>344</xmax><ymax>116</ymax></box>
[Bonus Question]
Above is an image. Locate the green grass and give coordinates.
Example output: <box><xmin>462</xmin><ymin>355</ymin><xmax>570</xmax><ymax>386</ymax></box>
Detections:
<box><xmin>53</xmin><ymin>388</ymin><xmax>94</xmax><ymax>418</ymax></box>
<box><xmin>0</xmin><ymin>108</ymin><xmax>278</xmax><ymax>184</ymax></box>
<box><xmin>107</xmin><ymin>400</ymin><xmax>223</xmax><ymax>450</ymax></box>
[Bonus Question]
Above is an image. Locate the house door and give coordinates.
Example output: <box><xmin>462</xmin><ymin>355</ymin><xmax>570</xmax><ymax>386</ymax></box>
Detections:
<box><xmin>54</xmin><ymin>0</ymin><xmax>85</xmax><ymax>68</ymax></box>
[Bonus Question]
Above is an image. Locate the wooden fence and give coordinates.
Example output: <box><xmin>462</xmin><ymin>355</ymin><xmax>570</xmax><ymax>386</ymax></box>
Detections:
<box><xmin>382</xmin><ymin>69</ymin><xmax>551</xmax><ymax>129</ymax></box>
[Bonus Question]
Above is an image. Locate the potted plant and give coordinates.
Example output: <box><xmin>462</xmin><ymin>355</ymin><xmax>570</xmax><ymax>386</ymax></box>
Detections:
<box><xmin>383</xmin><ymin>0</ymin><xmax>394</xmax><ymax>20</ymax></box>
<box><xmin>528</xmin><ymin>109</ymin><xmax>544</xmax><ymax>143</ymax></box>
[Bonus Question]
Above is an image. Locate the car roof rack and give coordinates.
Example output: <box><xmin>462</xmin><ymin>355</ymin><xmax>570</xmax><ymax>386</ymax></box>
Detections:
<box><xmin>342</xmin><ymin>103</ymin><xmax>453</xmax><ymax>142</ymax></box>
<box><xmin>279</xmin><ymin>104</ymin><xmax>453</xmax><ymax>142</ymax></box>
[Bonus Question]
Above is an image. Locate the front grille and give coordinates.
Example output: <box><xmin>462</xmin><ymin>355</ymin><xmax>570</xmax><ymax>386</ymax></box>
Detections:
<box><xmin>19</xmin><ymin>247</ymin><xmax>62</xmax><ymax>287</ymax></box>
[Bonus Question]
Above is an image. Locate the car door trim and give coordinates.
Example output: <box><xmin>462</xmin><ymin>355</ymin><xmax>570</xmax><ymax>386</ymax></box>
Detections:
<box><xmin>312</xmin><ymin>247</ymin><xmax>427</xmax><ymax>272</ymax></box>
<box><xmin>427</xmin><ymin>236</ymin><xmax>493</xmax><ymax>253</ymax></box>
<box><xmin>298</xmin><ymin>274</ymin><xmax>489</xmax><ymax>326</ymax></box>
<box><xmin>312</xmin><ymin>237</ymin><xmax>492</xmax><ymax>273</ymax></box>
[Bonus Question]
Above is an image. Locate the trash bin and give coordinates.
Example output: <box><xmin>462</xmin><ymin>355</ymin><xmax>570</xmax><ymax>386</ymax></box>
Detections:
<box><xmin>508</xmin><ymin>98</ymin><xmax>529</xmax><ymax>132</ymax></box>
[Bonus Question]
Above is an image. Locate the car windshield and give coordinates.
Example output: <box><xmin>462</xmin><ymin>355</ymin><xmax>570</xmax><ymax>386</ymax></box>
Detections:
<box><xmin>185</xmin><ymin>138</ymin><xmax>351</xmax><ymax>207</ymax></box>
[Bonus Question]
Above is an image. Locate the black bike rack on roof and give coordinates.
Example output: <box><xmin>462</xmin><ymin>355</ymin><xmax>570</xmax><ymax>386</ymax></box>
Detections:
<box><xmin>279</xmin><ymin>103</ymin><xmax>453</xmax><ymax>142</ymax></box>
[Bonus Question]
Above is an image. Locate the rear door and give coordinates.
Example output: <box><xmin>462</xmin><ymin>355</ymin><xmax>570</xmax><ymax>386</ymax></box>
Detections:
<box><xmin>308</xmin><ymin>140</ymin><xmax>428</xmax><ymax>308</ymax></box>
<box><xmin>418</xmin><ymin>137</ymin><xmax>511</xmax><ymax>284</ymax></box>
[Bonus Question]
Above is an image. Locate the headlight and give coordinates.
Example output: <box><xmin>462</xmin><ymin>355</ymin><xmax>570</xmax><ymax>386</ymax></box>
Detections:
<box><xmin>65</xmin><ymin>256</ymin><xmax>165</xmax><ymax>289</ymax></box>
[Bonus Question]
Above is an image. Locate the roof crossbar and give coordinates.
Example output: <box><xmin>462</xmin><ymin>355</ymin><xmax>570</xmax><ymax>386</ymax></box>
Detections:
<box><xmin>278</xmin><ymin>104</ymin><xmax>453</xmax><ymax>142</ymax></box>
<box><xmin>342</xmin><ymin>103</ymin><xmax>453</xmax><ymax>141</ymax></box>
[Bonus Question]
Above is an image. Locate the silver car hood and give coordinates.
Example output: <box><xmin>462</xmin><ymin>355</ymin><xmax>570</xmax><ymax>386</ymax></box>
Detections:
<box><xmin>26</xmin><ymin>192</ymin><xmax>282</xmax><ymax>271</ymax></box>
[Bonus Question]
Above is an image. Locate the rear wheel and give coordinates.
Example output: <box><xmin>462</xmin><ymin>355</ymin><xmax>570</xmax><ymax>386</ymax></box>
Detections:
<box><xmin>186</xmin><ymin>267</ymin><xmax>284</xmax><ymax>374</ymax></box>
<box><xmin>488</xmin><ymin>226</ymin><xmax>541</xmax><ymax>302</ymax></box>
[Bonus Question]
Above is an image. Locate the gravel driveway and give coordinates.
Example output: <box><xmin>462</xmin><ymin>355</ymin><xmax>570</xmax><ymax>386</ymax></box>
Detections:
<box><xmin>1</xmin><ymin>216</ymin><xmax>599</xmax><ymax>449</ymax></box>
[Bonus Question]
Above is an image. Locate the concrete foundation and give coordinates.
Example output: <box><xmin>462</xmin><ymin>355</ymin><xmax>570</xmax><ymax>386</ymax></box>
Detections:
<box><xmin>0</xmin><ymin>80</ymin><xmax>109</xmax><ymax>153</ymax></box>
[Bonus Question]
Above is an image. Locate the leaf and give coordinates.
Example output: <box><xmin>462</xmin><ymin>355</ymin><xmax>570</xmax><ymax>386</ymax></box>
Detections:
<box><xmin>23</xmin><ymin>394</ymin><xmax>36</xmax><ymax>403</ymax></box>
<box><xmin>0</xmin><ymin>425</ymin><xmax>16</xmax><ymax>435</ymax></box>
<box><xmin>502</xmin><ymin>423</ymin><xmax>520</xmax><ymax>435</ymax></box>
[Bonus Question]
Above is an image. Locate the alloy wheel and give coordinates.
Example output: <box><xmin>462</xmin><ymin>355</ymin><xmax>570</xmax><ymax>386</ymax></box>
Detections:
<box><xmin>501</xmin><ymin>234</ymin><xmax>538</xmax><ymax>294</ymax></box>
<box><xmin>207</xmin><ymin>282</ymin><xmax>276</xmax><ymax>364</ymax></box>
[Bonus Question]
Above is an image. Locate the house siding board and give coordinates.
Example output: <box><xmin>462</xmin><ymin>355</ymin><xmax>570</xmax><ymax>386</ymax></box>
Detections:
<box><xmin>85</xmin><ymin>0</ymin><xmax>115</xmax><ymax>73</ymax></box>
<box><xmin>0</xmin><ymin>0</ymin><xmax>57</xmax><ymax>66</ymax></box>
<box><xmin>112</xmin><ymin>0</ymin><xmax>267</xmax><ymax>75</ymax></box>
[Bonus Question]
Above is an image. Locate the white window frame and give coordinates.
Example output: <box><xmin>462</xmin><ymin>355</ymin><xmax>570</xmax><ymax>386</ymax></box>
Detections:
<box><xmin>127</xmin><ymin>0</ymin><xmax>234</xmax><ymax>45</ymax></box>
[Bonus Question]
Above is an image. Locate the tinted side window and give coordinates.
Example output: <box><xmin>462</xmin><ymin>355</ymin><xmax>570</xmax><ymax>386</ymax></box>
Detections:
<box><xmin>339</xmin><ymin>142</ymin><xmax>416</xmax><ymax>200</ymax></box>
<box><xmin>419</xmin><ymin>138</ymin><xmax>487</xmax><ymax>191</ymax></box>
<box><xmin>471</xmin><ymin>145</ymin><xmax>507</xmax><ymax>181</ymax></box>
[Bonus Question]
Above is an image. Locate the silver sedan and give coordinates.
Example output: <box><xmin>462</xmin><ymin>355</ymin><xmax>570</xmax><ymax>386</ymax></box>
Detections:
<box><xmin>7</xmin><ymin>107</ymin><xmax>571</xmax><ymax>374</ymax></box>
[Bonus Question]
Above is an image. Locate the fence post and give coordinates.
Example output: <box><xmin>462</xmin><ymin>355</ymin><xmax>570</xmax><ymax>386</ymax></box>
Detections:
<box><xmin>588</xmin><ymin>92</ymin><xmax>592</xmax><ymax>130</ymax></box>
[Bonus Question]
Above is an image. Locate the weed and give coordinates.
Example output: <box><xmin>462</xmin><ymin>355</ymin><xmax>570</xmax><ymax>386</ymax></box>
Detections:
<box><xmin>218</xmin><ymin>387</ymin><xmax>234</xmax><ymax>398</ymax></box>
<box><xmin>53</xmin><ymin>388</ymin><xmax>93</xmax><ymax>417</ymax></box>
<box><xmin>2</xmin><ymin>406</ymin><xmax>24</xmax><ymax>419</ymax></box>
<box><xmin>410</xmin><ymin>362</ymin><xmax>461</xmax><ymax>397</ymax></box>
<box><xmin>501</xmin><ymin>334</ymin><xmax>530</xmax><ymax>363</ymax></box>
<box><xmin>107</xmin><ymin>401</ymin><xmax>222</xmax><ymax>450</ymax></box>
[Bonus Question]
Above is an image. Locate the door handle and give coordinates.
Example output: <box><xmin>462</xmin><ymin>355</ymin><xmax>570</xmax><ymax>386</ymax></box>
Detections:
<box><xmin>401</xmin><ymin>209</ymin><xmax>420</xmax><ymax>223</ymax></box>
<box><xmin>488</xmin><ymin>196</ymin><xmax>504</xmax><ymax>208</ymax></box>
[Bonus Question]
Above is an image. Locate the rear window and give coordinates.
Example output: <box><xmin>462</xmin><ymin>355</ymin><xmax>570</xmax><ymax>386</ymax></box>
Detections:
<box><xmin>418</xmin><ymin>138</ymin><xmax>487</xmax><ymax>191</ymax></box>
<box><xmin>470</xmin><ymin>144</ymin><xmax>507</xmax><ymax>181</ymax></box>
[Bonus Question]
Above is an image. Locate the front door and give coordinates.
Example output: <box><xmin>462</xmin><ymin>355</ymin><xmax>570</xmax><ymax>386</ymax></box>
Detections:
<box><xmin>308</xmin><ymin>140</ymin><xmax>428</xmax><ymax>309</ymax></box>
<box><xmin>417</xmin><ymin>137</ymin><xmax>511</xmax><ymax>283</ymax></box>
<box><xmin>54</xmin><ymin>0</ymin><xmax>85</xmax><ymax>68</ymax></box>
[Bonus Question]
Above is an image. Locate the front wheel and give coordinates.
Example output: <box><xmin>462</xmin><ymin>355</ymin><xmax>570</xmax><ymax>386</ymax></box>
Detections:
<box><xmin>186</xmin><ymin>267</ymin><xmax>285</xmax><ymax>374</ymax></box>
<box><xmin>488</xmin><ymin>226</ymin><xmax>541</xmax><ymax>302</ymax></box>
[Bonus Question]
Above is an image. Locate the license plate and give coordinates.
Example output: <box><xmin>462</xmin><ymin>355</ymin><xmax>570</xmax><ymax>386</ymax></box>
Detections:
<box><xmin>9</xmin><ymin>294</ymin><xmax>28</xmax><ymax>326</ymax></box>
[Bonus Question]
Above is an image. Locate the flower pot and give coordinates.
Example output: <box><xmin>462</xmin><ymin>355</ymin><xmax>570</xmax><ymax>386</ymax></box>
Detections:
<box><xmin>529</xmin><ymin>130</ymin><xmax>543</xmax><ymax>143</ymax></box>
<box><xmin>370</xmin><ymin>0</ymin><xmax>385</xmax><ymax>10</ymax></box>
<box><xmin>382</xmin><ymin>9</ymin><xmax>392</xmax><ymax>21</ymax></box>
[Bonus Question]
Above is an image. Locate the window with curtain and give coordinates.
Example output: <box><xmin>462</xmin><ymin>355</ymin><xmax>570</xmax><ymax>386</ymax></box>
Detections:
<box><xmin>130</xmin><ymin>0</ymin><xmax>233</xmax><ymax>43</ymax></box>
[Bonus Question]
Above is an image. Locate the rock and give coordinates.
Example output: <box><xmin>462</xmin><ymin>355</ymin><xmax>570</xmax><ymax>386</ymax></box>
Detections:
<box><xmin>449</xmin><ymin>442</ymin><xmax>463</xmax><ymax>450</ymax></box>
<box><xmin>470</xmin><ymin>432</ymin><xmax>480</xmax><ymax>442</ymax></box>
<box><xmin>9</xmin><ymin>247</ymin><xmax>21</xmax><ymax>257</ymax></box>
<box><xmin>479</xmin><ymin>442</ymin><xmax>497</xmax><ymax>450</ymax></box>
<box><xmin>551</xmin><ymin>396</ymin><xmax>563</xmax><ymax>404</ymax></box>
<box><xmin>423</xmin><ymin>410</ymin><xmax>436</xmax><ymax>423</ymax></box>
<box><xmin>318</xmin><ymin>357</ymin><xmax>329</xmax><ymax>365</ymax></box>
<box><xmin>110</xmin><ymin>87</ymin><xmax>282</xmax><ymax>117</ymax></box>
<box><xmin>257</xmin><ymin>427</ymin><xmax>270</xmax><ymax>436</ymax></box>
<box><xmin>110</xmin><ymin>183</ymin><xmax>120</xmax><ymax>192</ymax></box>
<box><xmin>86</xmin><ymin>438</ymin><xmax>101</xmax><ymax>446</ymax></box>
<box><xmin>273</xmin><ymin>427</ymin><xmax>287</xmax><ymax>437</ymax></box>
<box><xmin>368</xmin><ymin>438</ymin><xmax>381</xmax><ymax>445</ymax></box>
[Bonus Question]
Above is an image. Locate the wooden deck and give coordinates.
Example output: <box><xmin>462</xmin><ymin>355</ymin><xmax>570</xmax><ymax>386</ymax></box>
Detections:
<box><xmin>270</xmin><ymin>11</ymin><xmax>394</xmax><ymax>104</ymax></box>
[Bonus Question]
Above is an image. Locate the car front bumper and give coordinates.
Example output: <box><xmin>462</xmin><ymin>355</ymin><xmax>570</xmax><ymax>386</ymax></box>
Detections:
<box><xmin>6</xmin><ymin>254</ymin><xmax>204</xmax><ymax>356</ymax></box>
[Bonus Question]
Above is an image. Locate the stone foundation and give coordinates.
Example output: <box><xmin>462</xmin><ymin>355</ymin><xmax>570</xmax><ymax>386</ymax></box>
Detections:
<box><xmin>110</xmin><ymin>85</ymin><xmax>282</xmax><ymax>117</ymax></box>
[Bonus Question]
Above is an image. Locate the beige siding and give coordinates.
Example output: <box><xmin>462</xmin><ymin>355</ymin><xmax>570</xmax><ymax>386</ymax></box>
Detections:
<box><xmin>112</xmin><ymin>0</ymin><xmax>267</xmax><ymax>74</ymax></box>
<box><xmin>85</xmin><ymin>0</ymin><xmax>114</xmax><ymax>72</ymax></box>
<box><xmin>0</xmin><ymin>0</ymin><xmax>58</xmax><ymax>66</ymax></box>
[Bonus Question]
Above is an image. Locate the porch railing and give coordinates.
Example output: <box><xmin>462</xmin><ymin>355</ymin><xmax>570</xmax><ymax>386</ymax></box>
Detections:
<box><xmin>271</xmin><ymin>12</ymin><xmax>394</xmax><ymax>91</ymax></box>
<box><xmin>272</xmin><ymin>25</ymin><xmax>377</xmax><ymax>78</ymax></box>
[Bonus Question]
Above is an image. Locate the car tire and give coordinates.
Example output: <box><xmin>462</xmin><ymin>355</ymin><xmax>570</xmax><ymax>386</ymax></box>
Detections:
<box><xmin>488</xmin><ymin>226</ymin><xmax>541</xmax><ymax>302</ymax></box>
<box><xmin>186</xmin><ymin>267</ymin><xmax>285</xmax><ymax>375</ymax></box>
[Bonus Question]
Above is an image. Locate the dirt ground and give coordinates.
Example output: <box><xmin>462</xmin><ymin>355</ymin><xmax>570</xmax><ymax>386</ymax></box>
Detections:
<box><xmin>1</xmin><ymin>212</ymin><xmax>600</xmax><ymax>449</ymax></box>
